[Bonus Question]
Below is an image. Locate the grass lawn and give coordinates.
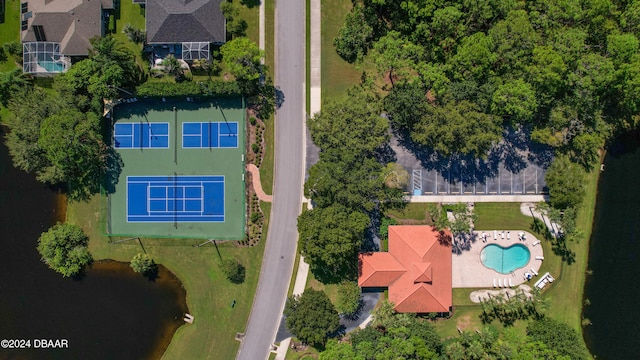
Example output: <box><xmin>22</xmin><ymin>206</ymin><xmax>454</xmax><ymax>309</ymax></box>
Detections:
<box><xmin>321</xmin><ymin>0</ymin><xmax>360</xmax><ymax>100</ymax></box>
<box><xmin>385</xmin><ymin>203</ymin><xmax>435</xmax><ymax>222</ymax></box>
<box><xmin>0</xmin><ymin>0</ymin><xmax>20</xmax><ymax>72</ymax></box>
<box><xmin>67</xmin><ymin>196</ymin><xmax>268</xmax><ymax>360</ymax></box>
<box><xmin>474</xmin><ymin>203</ymin><xmax>538</xmax><ymax>230</ymax></box>
<box><xmin>238</xmin><ymin>3</ymin><xmax>259</xmax><ymax>45</ymax></box>
<box><xmin>113</xmin><ymin>1</ymin><xmax>148</xmax><ymax>75</ymax></box>
<box><xmin>257</xmin><ymin>0</ymin><xmax>274</xmax><ymax>195</ymax></box>
<box><xmin>544</xmin><ymin>162</ymin><xmax>600</xmax><ymax>334</ymax></box>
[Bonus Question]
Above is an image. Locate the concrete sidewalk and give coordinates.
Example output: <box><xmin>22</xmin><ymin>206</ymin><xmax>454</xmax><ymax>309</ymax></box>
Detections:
<box><xmin>309</xmin><ymin>0</ymin><xmax>321</xmax><ymax>116</ymax></box>
<box><xmin>274</xmin><ymin>256</ymin><xmax>309</xmax><ymax>360</ymax></box>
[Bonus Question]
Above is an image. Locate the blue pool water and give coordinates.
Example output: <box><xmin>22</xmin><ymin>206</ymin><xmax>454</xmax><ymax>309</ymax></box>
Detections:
<box><xmin>481</xmin><ymin>243</ymin><xmax>530</xmax><ymax>274</ymax></box>
<box><xmin>39</xmin><ymin>61</ymin><xmax>65</xmax><ymax>72</ymax></box>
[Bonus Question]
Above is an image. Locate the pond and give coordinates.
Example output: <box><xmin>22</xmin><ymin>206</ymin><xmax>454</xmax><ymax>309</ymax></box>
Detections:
<box><xmin>0</xmin><ymin>130</ymin><xmax>187</xmax><ymax>359</ymax></box>
<box><xmin>583</xmin><ymin>131</ymin><xmax>640</xmax><ymax>358</ymax></box>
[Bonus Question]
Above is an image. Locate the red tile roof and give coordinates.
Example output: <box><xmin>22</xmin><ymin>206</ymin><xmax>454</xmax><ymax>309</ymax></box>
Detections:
<box><xmin>358</xmin><ymin>225</ymin><xmax>452</xmax><ymax>313</ymax></box>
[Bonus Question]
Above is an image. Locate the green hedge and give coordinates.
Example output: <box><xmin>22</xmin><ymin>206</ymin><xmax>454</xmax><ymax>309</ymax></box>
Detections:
<box><xmin>135</xmin><ymin>80</ymin><xmax>241</xmax><ymax>97</ymax></box>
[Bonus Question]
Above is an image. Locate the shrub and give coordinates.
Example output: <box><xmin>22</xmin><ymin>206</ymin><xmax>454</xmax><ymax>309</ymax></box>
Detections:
<box><xmin>249</xmin><ymin>116</ymin><xmax>257</xmax><ymax>125</ymax></box>
<box><xmin>135</xmin><ymin>80</ymin><xmax>241</xmax><ymax>97</ymax></box>
<box><xmin>336</xmin><ymin>281</ymin><xmax>362</xmax><ymax>315</ymax></box>
<box><xmin>221</xmin><ymin>258</ymin><xmax>245</xmax><ymax>284</ymax></box>
<box><xmin>250</xmin><ymin>212</ymin><xmax>261</xmax><ymax>223</ymax></box>
<box><xmin>3</xmin><ymin>41</ymin><xmax>22</xmax><ymax>57</ymax></box>
<box><xmin>130</xmin><ymin>253</ymin><xmax>156</xmax><ymax>274</ymax></box>
<box><xmin>251</xmin><ymin>143</ymin><xmax>260</xmax><ymax>153</ymax></box>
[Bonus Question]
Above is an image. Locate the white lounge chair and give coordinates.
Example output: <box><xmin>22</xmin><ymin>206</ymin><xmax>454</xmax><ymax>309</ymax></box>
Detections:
<box><xmin>530</xmin><ymin>268</ymin><xmax>539</xmax><ymax>276</ymax></box>
<box><xmin>532</xmin><ymin>240</ymin><xmax>541</xmax><ymax>246</ymax></box>
<box><xmin>509</xmin><ymin>278</ymin><xmax>514</xmax><ymax>287</ymax></box>
<box><xmin>493</xmin><ymin>279</ymin><xmax>497</xmax><ymax>288</ymax></box>
<box><xmin>498</xmin><ymin>279</ymin><xmax>503</xmax><ymax>287</ymax></box>
<box><xmin>536</xmin><ymin>256</ymin><xmax>544</xmax><ymax>260</ymax></box>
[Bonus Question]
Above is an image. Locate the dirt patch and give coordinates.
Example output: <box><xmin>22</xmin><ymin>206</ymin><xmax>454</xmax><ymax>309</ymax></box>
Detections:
<box><xmin>456</xmin><ymin>315</ymin><xmax>472</xmax><ymax>331</ymax></box>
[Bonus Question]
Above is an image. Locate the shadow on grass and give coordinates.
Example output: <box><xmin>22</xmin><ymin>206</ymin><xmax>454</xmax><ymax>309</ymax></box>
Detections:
<box><xmin>531</xmin><ymin>218</ymin><xmax>576</xmax><ymax>265</ymax></box>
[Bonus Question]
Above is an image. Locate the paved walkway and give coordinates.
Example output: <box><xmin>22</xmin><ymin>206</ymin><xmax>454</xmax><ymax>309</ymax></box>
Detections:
<box><xmin>410</xmin><ymin>195</ymin><xmax>547</xmax><ymax>203</ymax></box>
<box><xmin>520</xmin><ymin>202</ymin><xmax>561</xmax><ymax>238</ymax></box>
<box><xmin>246</xmin><ymin>164</ymin><xmax>272</xmax><ymax>202</ymax></box>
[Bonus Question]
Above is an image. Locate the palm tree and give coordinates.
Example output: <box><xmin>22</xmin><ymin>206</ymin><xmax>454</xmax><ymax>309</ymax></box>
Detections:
<box><xmin>192</xmin><ymin>58</ymin><xmax>212</xmax><ymax>79</ymax></box>
<box><xmin>122</xmin><ymin>24</ymin><xmax>146</xmax><ymax>44</ymax></box>
<box><xmin>162</xmin><ymin>54</ymin><xmax>182</xmax><ymax>76</ymax></box>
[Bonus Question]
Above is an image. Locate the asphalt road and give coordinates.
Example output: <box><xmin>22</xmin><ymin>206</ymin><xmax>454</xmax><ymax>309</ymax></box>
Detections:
<box><xmin>236</xmin><ymin>0</ymin><xmax>305</xmax><ymax>359</ymax></box>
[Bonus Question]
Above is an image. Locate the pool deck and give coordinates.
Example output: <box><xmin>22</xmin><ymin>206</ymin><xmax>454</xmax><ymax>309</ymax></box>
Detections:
<box><xmin>452</xmin><ymin>230</ymin><xmax>544</xmax><ymax>288</ymax></box>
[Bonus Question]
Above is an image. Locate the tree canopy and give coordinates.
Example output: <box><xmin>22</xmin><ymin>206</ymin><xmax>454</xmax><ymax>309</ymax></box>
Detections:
<box><xmin>308</xmin><ymin>86</ymin><xmax>388</xmax><ymax>156</ymax></box>
<box><xmin>297</xmin><ymin>204</ymin><xmax>369</xmax><ymax>281</ymax></box>
<box><xmin>5</xmin><ymin>90</ymin><xmax>110</xmax><ymax>201</ymax></box>
<box><xmin>545</xmin><ymin>155</ymin><xmax>587</xmax><ymax>210</ymax></box>
<box><xmin>37</xmin><ymin>223</ymin><xmax>92</xmax><ymax>278</ymax></box>
<box><xmin>284</xmin><ymin>289</ymin><xmax>340</xmax><ymax>347</ymax></box>
<box><xmin>220</xmin><ymin>37</ymin><xmax>264</xmax><ymax>82</ymax></box>
<box><xmin>527</xmin><ymin>318</ymin><xmax>591</xmax><ymax>360</ymax></box>
<box><xmin>338</xmin><ymin>0</ymin><xmax>640</xmax><ymax>160</ymax></box>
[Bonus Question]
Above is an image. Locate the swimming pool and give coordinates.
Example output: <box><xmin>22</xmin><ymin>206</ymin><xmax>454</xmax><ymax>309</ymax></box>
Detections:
<box><xmin>481</xmin><ymin>243</ymin><xmax>530</xmax><ymax>274</ymax></box>
<box><xmin>39</xmin><ymin>61</ymin><xmax>65</xmax><ymax>72</ymax></box>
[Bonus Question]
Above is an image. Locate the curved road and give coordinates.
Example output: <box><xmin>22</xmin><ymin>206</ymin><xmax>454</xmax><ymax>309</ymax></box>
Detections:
<box><xmin>236</xmin><ymin>0</ymin><xmax>305</xmax><ymax>359</ymax></box>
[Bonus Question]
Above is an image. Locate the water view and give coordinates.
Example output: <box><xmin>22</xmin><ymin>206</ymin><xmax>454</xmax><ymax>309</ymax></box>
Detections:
<box><xmin>583</xmin><ymin>132</ymin><xmax>640</xmax><ymax>358</ymax></box>
<box><xmin>0</xmin><ymin>130</ymin><xmax>187</xmax><ymax>359</ymax></box>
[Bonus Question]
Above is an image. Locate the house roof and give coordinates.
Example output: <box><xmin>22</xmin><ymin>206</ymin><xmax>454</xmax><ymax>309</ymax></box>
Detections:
<box><xmin>358</xmin><ymin>226</ymin><xmax>452</xmax><ymax>313</ymax></box>
<box><xmin>146</xmin><ymin>0</ymin><xmax>225</xmax><ymax>44</ymax></box>
<box><xmin>21</xmin><ymin>0</ymin><xmax>113</xmax><ymax>56</ymax></box>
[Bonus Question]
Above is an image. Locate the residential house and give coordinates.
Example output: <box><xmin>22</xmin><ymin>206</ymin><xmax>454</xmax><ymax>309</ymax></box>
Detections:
<box><xmin>20</xmin><ymin>0</ymin><xmax>114</xmax><ymax>74</ymax></box>
<box><xmin>144</xmin><ymin>0</ymin><xmax>225</xmax><ymax>62</ymax></box>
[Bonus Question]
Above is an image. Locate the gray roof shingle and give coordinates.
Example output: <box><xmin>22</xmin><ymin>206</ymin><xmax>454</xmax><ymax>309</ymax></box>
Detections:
<box><xmin>146</xmin><ymin>0</ymin><xmax>225</xmax><ymax>44</ymax></box>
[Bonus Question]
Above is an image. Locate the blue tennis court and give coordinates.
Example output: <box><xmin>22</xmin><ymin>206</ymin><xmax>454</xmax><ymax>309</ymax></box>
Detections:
<box><xmin>182</xmin><ymin>122</ymin><xmax>238</xmax><ymax>148</ymax></box>
<box><xmin>127</xmin><ymin>176</ymin><xmax>224</xmax><ymax>222</ymax></box>
<box><xmin>115</xmin><ymin>122</ymin><xmax>169</xmax><ymax>149</ymax></box>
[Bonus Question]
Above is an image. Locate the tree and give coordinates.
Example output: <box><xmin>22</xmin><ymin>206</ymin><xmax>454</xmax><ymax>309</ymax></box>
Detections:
<box><xmin>220</xmin><ymin>37</ymin><xmax>264</xmax><ymax>82</ymax></box>
<box><xmin>297</xmin><ymin>204</ymin><xmax>369</xmax><ymax>281</ymax></box>
<box><xmin>88</xmin><ymin>35</ymin><xmax>141</xmax><ymax>90</ymax></box>
<box><xmin>334</xmin><ymin>4</ymin><xmax>374</xmax><ymax>63</ymax></box>
<box><xmin>122</xmin><ymin>24</ymin><xmax>146</xmax><ymax>44</ymax></box>
<box><xmin>320</xmin><ymin>340</ymin><xmax>363</xmax><ymax>360</ymax></box>
<box><xmin>411</xmin><ymin>100</ymin><xmax>502</xmax><ymax>158</ymax></box>
<box><xmin>384</xmin><ymin>80</ymin><xmax>428</xmax><ymax>129</ymax></box>
<box><xmin>308</xmin><ymin>86</ymin><xmax>388</xmax><ymax>156</ymax></box>
<box><xmin>527</xmin><ymin>318</ymin><xmax>590</xmax><ymax>360</ymax></box>
<box><xmin>38</xmin><ymin>109</ymin><xmax>108</xmax><ymax>201</ymax></box>
<box><xmin>491</xmin><ymin>79</ymin><xmax>538</xmax><ymax>123</ymax></box>
<box><xmin>220</xmin><ymin>258</ymin><xmax>245</xmax><ymax>284</ymax></box>
<box><xmin>284</xmin><ymin>289</ymin><xmax>340</xmax><ymax>347</ymax></box>
<box><xmin>130</xmin><ymin>253</ymin><xmax>156</xmax><ymax>274</ymax></box>
<box><xmin>304</xmin><ymin>150</ymin><xmax>403</xmax><ymax>212</ymax></box>
<box><xmin>335</xmin><ymin>281</ymin><xmax>362</xmax><ymax>315</ymax></box>
<box><xmin>448</xmin><ymin>32</ymin><xmax>496</xmax><ymax>83</ymax></box>
<box><xmin>367</xmin><ymin>31</ymin><xmax>424</xmax><ymax>86</ymax></box>
<box><xmin>37</xmin><ymin>223</ymin><xmax>92</xmax><ymax>278</ymax></box>
<box><xmin>545</xmin><ymin>155</ymin><xmax>587</xmax><ymax>210</ymax></box>
<box><xmin>0</xmin><ymin>68</ymin><xmax>32</xmax><ymax>106</ymax></box>
<box><xmin>381</xmin><ymin>162</ymin><xmax>409</xmax><ymax>190</ymax></box>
